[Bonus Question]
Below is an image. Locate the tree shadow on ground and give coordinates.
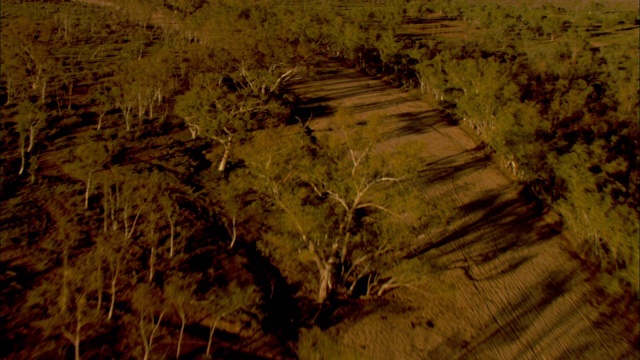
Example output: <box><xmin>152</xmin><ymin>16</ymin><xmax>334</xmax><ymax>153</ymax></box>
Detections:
<box><xmin>428</xmin><ymin>269</ymin><xmax>581</xmax><ymax>359</ymax></box>
<box><xmin>386</xmin><ymin>109</ymin><xmax>458</xmax><ymax>138</ymax></box>
<box><xmin>409</xmin><ymin>188</ymin><xmax>554</xmax><ymax>272</ymax></box>
<box><xmin>348</xmin><ymin>96</ymin><xmax>413</xmax><ymax>115</ymax></box>
<box><xmin>399</xmin><ymin>177</ymin><xmax>619</xmax><ymax>358</ymax></box>
<box><xmin>312</xmin><ymin>83</ymin><xmax>389</xmax><ymax>103</ymax></box>
<box><xmin>411</xmin><ymin>149</ymin><xmax>491</xmax><ymax>190</ymax></box>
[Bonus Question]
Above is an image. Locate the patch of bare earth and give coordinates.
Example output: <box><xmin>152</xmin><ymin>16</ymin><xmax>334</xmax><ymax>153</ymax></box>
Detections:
<box><xmin>290</xmin><ymin>59</ymin><xmax>639</xmax><ymax>359</ymax></box>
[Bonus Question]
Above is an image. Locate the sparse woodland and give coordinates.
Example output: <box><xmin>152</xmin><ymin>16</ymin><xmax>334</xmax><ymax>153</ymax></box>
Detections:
<box><xmin>1</xmin><ymin>0</ymin><xmax>638</xmax><ymax>359</ymax></box>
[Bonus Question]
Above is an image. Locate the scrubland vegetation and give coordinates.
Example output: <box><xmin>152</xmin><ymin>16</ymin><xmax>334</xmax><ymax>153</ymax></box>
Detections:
<box><xmin>1</xmin><ymin>0</ymin><xmax>638</xmax><ymax>358</ymax></box>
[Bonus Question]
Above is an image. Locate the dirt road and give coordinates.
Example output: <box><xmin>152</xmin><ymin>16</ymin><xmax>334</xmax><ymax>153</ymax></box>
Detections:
<box><xmin>290</xmin><ymin>59</ymin><xmax>638</xmax><ymax>359</ymax></box>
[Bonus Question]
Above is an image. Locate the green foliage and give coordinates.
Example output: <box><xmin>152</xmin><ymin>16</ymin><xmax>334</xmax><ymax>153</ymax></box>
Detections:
<box><xmin>1</xmin><ymin>0</ymin><xmax>638</xmax><ymax>357</ymax></box>
<box><xmin>553</xmin><ymin>143</ymin><xmax>639</xmax><ymax>291</ymax></box>
<box><xmin>242</xmin><ymin>111</ymin><xmax>437</xmax><ymax>301</ymax></box>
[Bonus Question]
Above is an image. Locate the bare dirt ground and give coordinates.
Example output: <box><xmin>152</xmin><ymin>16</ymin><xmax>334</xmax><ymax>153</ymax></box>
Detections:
<box><xmin>290</xmin><ymin>59</ymin><xmax>639</xmax><ymax>359</ymax></box>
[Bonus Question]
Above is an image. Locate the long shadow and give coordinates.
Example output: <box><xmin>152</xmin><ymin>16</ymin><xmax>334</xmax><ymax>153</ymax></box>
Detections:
<box><xmin>418</xmin><ymin>194</ymin><xmax>540</xmax><ymax>257</ymax></box>
<box><xmin>410</xmin><ymin>149</ymin><xmax>491</xmax><ymax>190</ymax></box>
<box><xmin>300</xmin><ymin>76</ymin><xmax>374</xmax><ymax>89</ymax></box>
<box><xmin>291</xmin><ymin>85</ymin><xmax>401</xmax><ymax>124</ymax></box>
<box><xmin>386</xmin><ymin>109</ymin><xmax>458</xmax><ymax>138</ymax></box>
<box><xmin>405</xmin><ymin>182</ymin><xmax>562</xmax><ymax>287</ymax></box>
<box><xmin>349</xmin><ymin>96</ymin><xmax>413</xmax><ymax>115</ymax></box>
<box><xmin>312</xmin><ymin>83</ymin><xmax>390</xmax><ymax>102</ymax></box>
<box><xmin>428</xmin><ymin>269</ymin><xmax>579</xmax><ymax>359</ymax></box>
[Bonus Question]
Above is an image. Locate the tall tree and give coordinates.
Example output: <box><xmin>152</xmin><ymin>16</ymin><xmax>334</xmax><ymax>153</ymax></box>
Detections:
<box><xmin>244</xmin><ymin>112</ymin><xmax>434</xmax><ymax>302</ymax></box>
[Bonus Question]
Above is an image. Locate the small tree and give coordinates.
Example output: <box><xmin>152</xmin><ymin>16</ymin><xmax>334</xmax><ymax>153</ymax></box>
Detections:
<box><xmin>164</xmin><ymin>273</ymin><xmax>198</xmax><ymax>360</ymax></box>
<box><xmin>132</xmin><ymin>284</ymin><xmax>166</xmax><ymax>360</ymax></box>
<box><xmin>28</xmin><ymin>249</ymin><xmax>102</xmax><ymax>360</ymax></box>
<box><xmin>15</xmin><ymin>101</ymin><xmax>46</xmax><ymax>175</ymax></box>
<box><xmin>91</xmin><ymin>84</ymin><xmax>115</xmax><ymax>130</ymax></box>
<box><xmin>63</xmin><ymin>140</ymin><xmax>111</xmax><ymax>210</ymax></box>
<box><xmin>201</xmin><ymin>283</ymin><xmax>258</xmax><ymax>358</ymax></box>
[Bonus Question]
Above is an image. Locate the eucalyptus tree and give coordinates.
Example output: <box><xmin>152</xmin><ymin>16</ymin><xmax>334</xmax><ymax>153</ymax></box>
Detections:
<box><xmin>25</xmin><ymin>227</ymin><xmax>104</xmax><ymax>360</ymax></box>
<box><xmin>14</xmin><ymin>101</ymin><xmax>46</xmax><ymax>176</ymax></box>
<box><xmin>164</xmin><ymin>273</ymin><xmax>198</xmax><ymax>360</ymax></box>
<box><xmin>111</xmin><ymin>76</ymin><xmax>136</xmax><ymax>132</ymax></box>
<box><xmin>90</xmin><ymin>84</ymin><xmax>115</xmax><ymax>130</ymax></box>
<box><xmin>243</xmin><ymin>111</ymin><xmax>434</xmax><ymax>302</ymax></box>
<box><xmin>132</xmin><ymin>284</ymin><xmax>166</xmax><ymax>360</ymax></box>
<box><xmin>0</xmin><ymin>16</ymin><xmax>58</xmax><ymax>104</ymax></box>
<box><xmin>28</xmin><ymin>264</ymin><xmax>97</xmax><ymax>360</ymax></box>
<box><xmin>201</xmin><ymin>283</ymin><xmax>258</xmax><ymax>357</ymax></box>
<box><xmin>175</xmin><ymin>73</ymin><xmax>285</xmax><ymax>172</ymax></box>
<box><xmin>63</xmin><ymin>140</ymin><xmax>111</xmax><ymax>210</ymax></box>
<box><xmin>160</xmin><ymin>190</ymin><xmax>181</xmax><ymax>258</ymax></box>
<box><xmin>190</xmin><ymin>1</ymin><xmax>311</xmax><ymax>97</ymax></box>
<box><xmin>410</xmin><ymin>49</ymin><xmax>450</xmax><ymax>101</ymax></box>
<box><xmin>553</xmin><ymin>142</ymin><xmax>639</xmax><ymax>292</ymax></box>
<box><xmin>92</xmin><ymin>168</ymin><xmax>154</xmax><ymax>320</ymax></box>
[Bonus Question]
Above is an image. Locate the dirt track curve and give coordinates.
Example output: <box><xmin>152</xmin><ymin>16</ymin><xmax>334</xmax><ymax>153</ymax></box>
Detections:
<box><xmin>289</xmin><ymin>59</ymin><xmax>638</xmax><ymax>360</ymax></box>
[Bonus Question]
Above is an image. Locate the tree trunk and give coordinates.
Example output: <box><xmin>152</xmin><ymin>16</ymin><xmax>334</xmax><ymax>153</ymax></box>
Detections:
<box><xmin>97</xmin><ymin>287</ymin><xmax>103</xmax><ymax>314</ymax></box>
<box><xmin>228</xmin><ymin>216</ymin><xmax>237</xmax><ymax>249</ymax></box>
<box><xmin>97</xmin><ymin>262</ymin><xmax>103</xmax><ymax>313</ymax></box>
<box><xmin>41</xmin><ymin>80</ymin><xmax>47</xmax><ymax>105</ymax></box>
<box><xmin>85</xmin><ymin>171</ymin><xmax>93</xmax><ymax>210</ymax></box>
<box><xmin>188</xmin><ymin>124</ymin><xmax>198</xmax><ymax>139</ymax></box>
<box><xmin>123</xmin><ymin>106</ymin><xmax>132</xmax><ymax>131</ymax></box>
<box><xmin>18</xmin><ymin>136</ymin><xmax>26</xmax><ymax>176</ymax></box>
<box><xmin>27</xmin><ymin>125</ymin><xmax>36</xmax><ymax>152</ymax></box>
<box><xmin>148</xmin><ymin>91</ymin><xmax>155</xmax><ymax>119</ymax></box>
<box><xmin>141</xmin><ymin>317</ymin><xmax>150</xmax><ymax>360</ymax></box>
<box><xmin>169</xmin><ymin>220</ymin><xmax>175</xmax><ymax>258</ymax></box>
<box><xmin>108</xmin><ymin>269</ymin><xmax>117</xmax><ymax>320</ymax></box>
<box><xmin>318</xmin><ymin>265</ymin><xmax>331</xmax><ymax>303</ymax></box>
<box><xmin>103</xmin><ymin>187</ymin><xmax>109</xmax><ymax>232</ymax></box>
<box><xmin>176</xmin><ymin>314</ymin><xmax>185</xmax><ymax>360</ymax></box>
<box><xmin>206</xmin><ymin>314</ymin><xmax>223</xmax><ymax>357</ymax></box>
<box><xmin>218</xmin><ymin>141</ymin><xmax>231</xmax><ymax>172</ymax></box>
<box><xmin>318</xmin><ymin>249</ymin><xmax>338</xmax><ymax>302</ymax></box>
<box><xmin>74</xmin><ymin>326</ymin><xmax>81</xmax><ymax>360</ymax></box>
<box><xmin>67</xmin><ymin>84</ymin><xmax>73</xmax><ymax>110</ymax></box>
<box><xmin>142</xmin><ymin>310</ymin><xmax>165</xmax><ymax>360</ymax></box>
<box><xmin>148</xmin><ymin>246</ymin><xmax>155</xmax><ymax>284</ymax></box>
